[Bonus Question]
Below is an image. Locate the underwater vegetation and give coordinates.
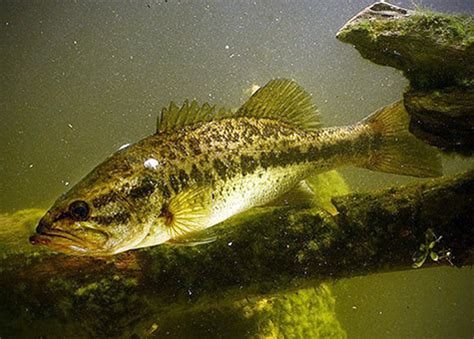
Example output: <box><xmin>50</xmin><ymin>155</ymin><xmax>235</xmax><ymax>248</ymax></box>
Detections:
<box><xmin>411</xmin><ymin>228</ymin><xmax>454</xmax><ymax>268</ymax></box>
<box><xmin>0</xmin><ymin>1</ymin><xmax>473</xmax><ymax>337</ymax></box>
<box><xmin>0</xmin><ymin>171</ymin><xmax>352</xmax><ymax>337</ymax></box>
<box><xmin>0</xmin><ymin>170</ymin><xmax>472</xmax><ymax>336</ymax></box>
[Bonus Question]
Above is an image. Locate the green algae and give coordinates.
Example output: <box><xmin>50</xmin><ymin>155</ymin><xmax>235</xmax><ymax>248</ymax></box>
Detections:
<box><xmin>346</xmin><ymin>11</ymin><xmax>473</xmax><ymax>47</ymax></box>
<box><xmin>0</xmin><ymin>172</ymin><xmax>351</xmax><ymax>337</ymax></box>
<box><xmin>0</xmin><ymin>171</ymin><xmax>472</xmax><ymax>337</ymax></box>
<box><xmin>336</xmin><ymin>3</ymin><xmax>473</xmax><ymax>155</ymax></box>
<box><xmin>337</xmin><ymin>7</ymin><xmax>474</xmax><ymax>90</ymax></box>
<box><xmin>138</xmin><ymin>285</ymin><xmax>346</xmax><ymax>338</ymax></box>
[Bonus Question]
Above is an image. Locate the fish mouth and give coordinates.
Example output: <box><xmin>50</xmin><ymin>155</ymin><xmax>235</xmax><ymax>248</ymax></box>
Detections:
<box><xmin>29</xmin><ymin>230</ymin><xmax>91</xmax><ymax>254</ymax></box>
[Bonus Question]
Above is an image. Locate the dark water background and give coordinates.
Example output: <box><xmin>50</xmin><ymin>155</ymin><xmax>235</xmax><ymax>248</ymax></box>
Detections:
<box><xmin>1</xmin><ymin>0</ymin><xmax>473</xmax><ymax>337</ymax></box>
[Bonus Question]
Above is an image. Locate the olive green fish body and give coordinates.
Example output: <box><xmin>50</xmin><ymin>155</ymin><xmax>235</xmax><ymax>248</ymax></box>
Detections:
<box><xmin>113</xmin><ymin>118</ymin><xmax>364</xmax><ymax>247</ymax></box>
<box><xmin>142</xmin><ymin>118</ymin><xmax>359</xmax><ymax>220</ymax></box>
<box><xmin>30</xmin><ymin>79</ymin><xmax>441</xmax><ymax>255</ymax></box>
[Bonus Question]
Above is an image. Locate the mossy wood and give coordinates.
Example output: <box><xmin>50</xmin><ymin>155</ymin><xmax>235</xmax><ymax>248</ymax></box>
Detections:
<box><xmin>337</xmin><ymin>2</ymin><xmax>473</xmax><ymax>154</ymax></box>
<box><xmin>0</xmin><ymin>171</ymin><xmax>472</xmax><ymax>336</ymax></box>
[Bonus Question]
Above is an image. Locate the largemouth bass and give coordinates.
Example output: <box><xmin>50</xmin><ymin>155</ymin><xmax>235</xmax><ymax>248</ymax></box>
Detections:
<box><xmin>30</xmin><ymin>79</ymin><xmax>441</xmax><ymax>255</ymax></box>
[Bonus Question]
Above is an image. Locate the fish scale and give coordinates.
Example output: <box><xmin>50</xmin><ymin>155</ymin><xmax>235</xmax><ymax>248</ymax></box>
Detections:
<box><xmin>30</xmin><ymin>79</ymin><xmax>442</xmax><ymax>255</ymax></box>
<box><xmin>119</xmin><ymin>118</ymin><xmax>379</xmax><ymax>241</ymax></box>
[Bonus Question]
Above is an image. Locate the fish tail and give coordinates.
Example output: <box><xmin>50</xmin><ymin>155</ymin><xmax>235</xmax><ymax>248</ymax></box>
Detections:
<box><xmin>359</xmin><ymin>100</ymin><xmax>442</xmax><ymax>178</ymax></box>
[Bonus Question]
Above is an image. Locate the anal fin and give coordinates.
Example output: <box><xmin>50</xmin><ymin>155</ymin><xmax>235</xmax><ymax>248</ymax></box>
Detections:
<box><xmin>268</xmin><ymin>171</ymin><xmax>350</xmax><ymax>215</ymax></box>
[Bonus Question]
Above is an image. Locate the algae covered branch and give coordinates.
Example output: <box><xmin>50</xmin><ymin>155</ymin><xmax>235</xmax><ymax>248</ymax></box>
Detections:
<box><xmin>0</xmin><ymin>2</ymin><xmax>473</xmax><ymax>337</ymax></box>
<box><xmin>337</xmin><ymin>2</ymin><xmax>473</xmax><ymax>155</ymax></box>
<box><xmin>0</xmin><ymin>170</ymin><xmax>472</xmax><ymax>336</ymax></box>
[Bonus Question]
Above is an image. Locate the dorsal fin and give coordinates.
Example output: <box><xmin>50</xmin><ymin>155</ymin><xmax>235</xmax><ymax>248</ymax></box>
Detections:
<box><xmin>156</xmin><ymin>100</ymin><xmax>234</xmax><ymax>134</ymax></box>
<box><xmin>156</xmin><ymin>79</ymin><xmax>320</xmax><ymax>133</ymax></box>
<box><xmin>236</xmin><ymin>79</ymin><xmax>321</xmax><ymax>130</ymax></box>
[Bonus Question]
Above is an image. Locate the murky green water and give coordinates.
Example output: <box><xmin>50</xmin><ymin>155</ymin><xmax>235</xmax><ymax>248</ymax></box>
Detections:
<box><xmin>1</xmin><ymin>0</ymin><xmax>473</xmax><ymax>337</ymax></box>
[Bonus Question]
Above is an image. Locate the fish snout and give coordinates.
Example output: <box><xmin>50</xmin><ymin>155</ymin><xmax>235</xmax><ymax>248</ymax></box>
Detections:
<box><xmin>35</xmin><ymin>218</ymin><xmax>51</xmax><ymax>234</ymax></box>
<box><xmin>30</xmin><ymin>217</ymin><xmax>53</xmax><ymax>246</ymax></box>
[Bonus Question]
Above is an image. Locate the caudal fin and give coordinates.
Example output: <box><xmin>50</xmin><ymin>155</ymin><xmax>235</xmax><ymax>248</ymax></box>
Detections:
<box><xmin>360</xmin><ymin>101</ymin><xmax>442</xmax><ymax>178</ymax></box>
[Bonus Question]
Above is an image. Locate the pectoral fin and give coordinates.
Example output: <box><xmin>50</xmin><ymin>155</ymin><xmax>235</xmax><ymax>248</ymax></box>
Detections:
<box><xmin>162</xmin><ymin>186</ymin><xmax>213</xmax><ymax>240</ymax></box>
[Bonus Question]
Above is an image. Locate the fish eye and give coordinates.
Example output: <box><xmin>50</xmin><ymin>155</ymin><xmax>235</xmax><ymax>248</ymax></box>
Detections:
<box><xmin>69</xmin><ymin>200</ymin><xmax>91</xmax><ymax>221</ymax></box>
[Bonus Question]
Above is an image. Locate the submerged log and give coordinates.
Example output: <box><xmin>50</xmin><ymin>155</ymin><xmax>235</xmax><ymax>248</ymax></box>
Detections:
<box><xmin>404</xmin><ymin>86</ymin><xmax>474</xmax><ymax>154</ymax></box>
<box><xmin>0</xmin><ymin>171</ymin><xmax>472</xmax><ymax>336</ymax></box>
<box><xmin>336</xmin><ymin>2</ymin><xmax>474</xmax><ymax>154</ymax></box>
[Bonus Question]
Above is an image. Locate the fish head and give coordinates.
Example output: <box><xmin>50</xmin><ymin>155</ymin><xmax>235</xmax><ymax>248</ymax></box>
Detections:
<box><xmin>30</xmin><ymin>177</ymin><xmax>148</xmax><ymax>256</ymax></box>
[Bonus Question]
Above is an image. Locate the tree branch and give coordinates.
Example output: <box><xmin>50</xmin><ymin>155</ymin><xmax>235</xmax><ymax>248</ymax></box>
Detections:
<box><xmin>336</xmin><ymin>2</ymin><xmax>474</xmax><ymax>154</ymax></box>
<box><xmin>0</xmin><ymin>171</ymin><xmax>472</xmax><ymax>336</ymax></box>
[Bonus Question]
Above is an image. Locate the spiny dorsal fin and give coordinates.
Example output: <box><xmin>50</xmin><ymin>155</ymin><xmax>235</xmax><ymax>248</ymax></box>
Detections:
<box><xmin>156</xmin><ymin>100</ymin><xmax>234</xmax><ymax>134</ymax></box>
<box><xmin>156</xmin><ymin>79</ymin><xmax>320</xmax><ymax>133</ymax></box>
<box><xmin>236</xmin><ymin>79</ymin><xmax>321</xmax><ymax>130</ymax></box>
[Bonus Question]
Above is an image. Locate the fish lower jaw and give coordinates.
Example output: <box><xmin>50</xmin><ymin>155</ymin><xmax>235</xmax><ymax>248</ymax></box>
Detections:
<box><xmin>29</xmin><ymin>234</ymin><xmax>51</xmax><ymax>246</ymax></box>
<box><xmin>29</xmin><ymin>232</ymin><xmax>99</xmax><ymax>255</ymax></box>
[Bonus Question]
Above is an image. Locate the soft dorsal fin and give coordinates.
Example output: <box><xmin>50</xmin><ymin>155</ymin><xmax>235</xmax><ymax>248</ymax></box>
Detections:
<box><xmin>156</xmin><ymin>79</ymin><xmax>320</xmax><ymax>133</ymax></box>
<box><xmin>236</xmin><ymin>79</ymin><xmax>321</xmax><ymax>130</ymax></box>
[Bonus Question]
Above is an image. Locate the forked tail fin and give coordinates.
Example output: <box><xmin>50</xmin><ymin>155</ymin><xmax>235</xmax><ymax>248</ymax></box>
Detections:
<box><xmin>360</xmin><ymin>101</ymin><xmax>442</xmax><ymax>178</ymax></box>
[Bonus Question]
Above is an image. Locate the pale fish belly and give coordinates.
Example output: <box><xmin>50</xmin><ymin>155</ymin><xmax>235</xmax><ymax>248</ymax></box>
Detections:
<box><xmin>207</xmin><ymin>162</ymin><xmax>314</xmax><ymax>227</ymax></box>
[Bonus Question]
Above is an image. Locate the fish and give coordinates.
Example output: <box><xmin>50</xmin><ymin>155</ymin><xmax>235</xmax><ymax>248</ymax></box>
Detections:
<box><xmin>29</xmin><ymin>79</ymin><xmax>442</xmax><ymax>256</ymax></box>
